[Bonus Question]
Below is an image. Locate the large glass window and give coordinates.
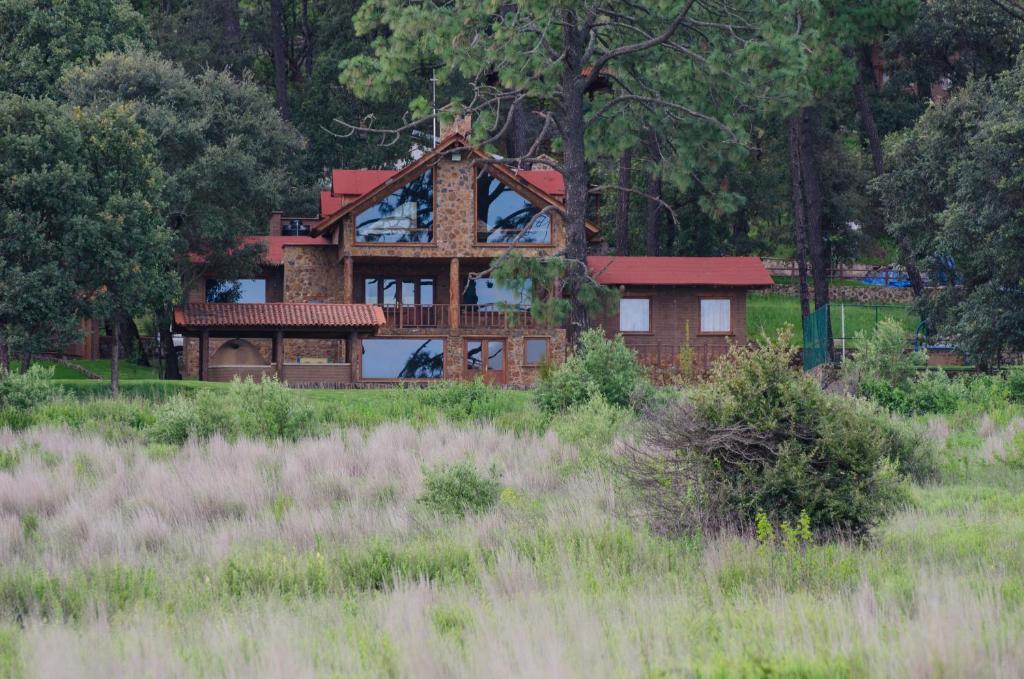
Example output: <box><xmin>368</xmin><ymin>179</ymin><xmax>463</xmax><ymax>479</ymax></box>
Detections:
<box><xmin>362</xmin><ymin>338</ymin><xmax>444</xmax><ymax>379</ymax></box>
<box><xmin>700</xmin><ymin>299</ymin><xmax>732</xmax><ymax>333</ymax></box>
<box><xmin>365</xmin><ymin>277</ymin><xmax>434</xmax><ymax>305</ymax></box>
<box><xmin>476</xmin><ymin>171</ymin><xmax>551</xmax><ymax>243</ymax></box>
<box><xmin>619</xmin><ymin>298</ymin><xmax>650</xmax><ymax>333</ymax></box>
<box><xmin>206</xmin><ymin>279</ymin><xmax>266</xmax><ymax>303</ymax></box>
<box><xmin>462</xmin><ymin>277</ymin><xmax>531</xmax><ymax>309</ymax></box>
<box><xmin>356</xmin><ymin>170</ymin><xmax>433</xmax><ymax>243</ymax></box>
<box><xmin>524</xmin><ymin>338</ymin><xmax>549</xmax><ymax>365</ymax></box>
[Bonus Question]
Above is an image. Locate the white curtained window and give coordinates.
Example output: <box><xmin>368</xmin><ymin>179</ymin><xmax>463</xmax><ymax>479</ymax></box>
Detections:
<box><xmin>619</xmin><ymin>298</ymin><xmax>650</xmax><ymax>332</ymax></box>
<box><xmin>700</xmin><ymin>299</ymin><xmax>731</xmax><ymax>333</ymax></box>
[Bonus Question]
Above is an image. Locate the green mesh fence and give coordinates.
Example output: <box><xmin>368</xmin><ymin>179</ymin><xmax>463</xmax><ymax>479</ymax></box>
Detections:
<box><xmin>802</xmin><ymin>304</ymin><xmax>831</xmax><ymax>371</ymax></box>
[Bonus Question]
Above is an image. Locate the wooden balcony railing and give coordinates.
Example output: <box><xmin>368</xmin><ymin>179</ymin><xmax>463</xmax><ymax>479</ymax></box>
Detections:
<box><xmin>380</xmin><ymin>304</ymin><xmax>545</xmax><ymax>329</ymax></box>
<box><xmin>459</xmin><ymin>304</ymin><xmax>540</xmax><ymax>329</ymax></box>
<box><xmin>381</xmin><ymin>305</ymin><xmax>450</xmax><ymax>328</ymax></box>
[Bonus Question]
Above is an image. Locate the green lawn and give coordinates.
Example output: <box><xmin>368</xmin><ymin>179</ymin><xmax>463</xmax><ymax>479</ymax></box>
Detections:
<box><xmin>34</xmin><ymin>358</ymin><xmax>159</xmax><ymax>380</ymax></box>
<box><xmin>748</xmin><ymin>293</ymin><xmax>918</xmax><ymax>346</ymax></box>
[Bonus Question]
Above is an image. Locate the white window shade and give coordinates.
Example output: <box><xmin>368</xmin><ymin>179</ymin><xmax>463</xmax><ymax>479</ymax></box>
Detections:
<box><xmin>619</xmin><ymin>298</ymin><xmax>650</xmax><ymax>332</ymax></box>
<box><xmin>700</xmin><ymin>299</ymin><xmax>731</xmax><ymax>333</ymax></box>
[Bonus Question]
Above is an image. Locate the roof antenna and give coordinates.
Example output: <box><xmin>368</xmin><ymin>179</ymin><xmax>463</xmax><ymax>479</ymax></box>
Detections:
<box><xmin>431</xmin><ymin>66</ymin><xmax>438</xmax><ymax>147</ymax></box>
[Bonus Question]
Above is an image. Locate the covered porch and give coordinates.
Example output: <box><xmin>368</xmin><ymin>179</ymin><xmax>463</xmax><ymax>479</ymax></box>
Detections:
<box><xmin>173</xmin><ymin>303</ymin><xmax>386</xmax><ymax>387</ymax></box>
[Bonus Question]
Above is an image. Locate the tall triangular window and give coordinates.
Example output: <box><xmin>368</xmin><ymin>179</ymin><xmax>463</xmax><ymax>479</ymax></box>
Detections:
<box><xmin>476</xmin><ymin>172</ymin><xmax>551</xmax><ymax>243</ymax></box>
<box><xmin>356</xmin><ymin>170</ymin><xmax>433</xmax><ymax>242</ymax></box>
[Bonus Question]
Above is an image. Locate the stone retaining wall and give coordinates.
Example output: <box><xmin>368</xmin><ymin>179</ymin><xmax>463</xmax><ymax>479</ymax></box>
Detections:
<box><xmin>757</xmin><ymin>284</ymin><xmax>913</xmax><ymax>304</ymax></box>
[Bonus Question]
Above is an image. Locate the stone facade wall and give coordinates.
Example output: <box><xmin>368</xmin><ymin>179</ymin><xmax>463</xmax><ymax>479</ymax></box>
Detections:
<box><xmin>758</xmin><ymin>284</ymin><xmax>913</xmax><ymax>304</ymax></box>
<box><xmin>339</xmin><ymin>158</ymin><xmax>566</xmax><ymax>259</ymax></box>
<box><xmin>283</xmin><ymin>246</ymin><xmax>344</xmax><ymax>302</ymax></box>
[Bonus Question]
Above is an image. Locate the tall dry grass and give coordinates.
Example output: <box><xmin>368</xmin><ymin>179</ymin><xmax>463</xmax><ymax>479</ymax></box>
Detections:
<box><xmin>2</xmin><ymin>412</ymin><xmax>1024</xmax><ymax>677</ymax></box>
<box><xmin>0</xmin><ymin>423</ymin><xmax>577</xmax><ymax>570</ymax></box>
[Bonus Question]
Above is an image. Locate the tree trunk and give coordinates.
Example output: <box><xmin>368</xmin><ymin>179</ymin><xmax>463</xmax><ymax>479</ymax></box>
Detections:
<box><xmin>560</xmin><ymin>16</ymin><xmax>591</xmax><ymax>342</ymax></box>
<box><xmin>19</xmin><ymin>352</ymin><xmax>30</xmax><ymax>374</ymax></box>
<box><xmin>615</xmin><ymin>149</ymin><xmax>632</xmax><ymax>254</ymax></box>
<box><xmin>797</xmin><ymin>107</ymin><xmax>829</xmax><ymax>314</ymax></box>
<box><xmin>270</xmin><ymin>0</ymin><xmax>290</xmax><ymax>119</ymax></box>
<box><xmin>301</xmin><ymin>0</ymin><xmax>313</xmax><ymax>78</ymax></box>
<box><xmin>0</xmin><ymin>333</ymin><xmax>8</xmax><ymax>373</ymax></box>
<box><xmin>159</xmin><ymin>307</ymin><xmax>182</xmax><ymax>380</ymax></box>
<box><xmin>110</xmin><ymin>315</ymin><xmax>120</xmax><ymax>396</ymax></box>
<box><xmin>787</xmin><ymin>113</ymin><xmax>812</xmax><ymax>322</ymax></box>
<box><xmin>644</xmin><ymin>131</ymin><xmax>662</xmax><ymax>256</ymax></box>
<box><xmin>732</xmin><ymin>206</ymin><xmax>750</xmax><ymax>255</ymax></box>
<box><xmin>852</xmin><ymin>46</ymin><xmax>926</xmax><ymax>297</ymax></box>
<box><xmin>222</xmin><ymin>0</ymin><xmax>242</xmax><ymax>68</ymax></box>
<box><xmin>119</xmin><ymin>316</ymin><xmax>150</xmax><ymax>367</ymax></box>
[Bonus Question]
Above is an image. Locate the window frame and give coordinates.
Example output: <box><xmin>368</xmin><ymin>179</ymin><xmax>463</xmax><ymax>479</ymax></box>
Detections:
<box><xmin>464</xmin><ymin>337</ymin><xmax>507</xmax><ymax>376</ymax></box>
<box><xmin>523</xmin><ymin>337</ymin><xmax>550</xmax><ymax>366</ymax></box>
<box><xmin>353</xmin><ymin>168</ymin><xmax>437</xmax><ymax>246</ymax></box>
<box><xmin>359</xmin><ymin>336</ymin><xmax>446</xmax><ymax>381</ymax></box>
<box><xmin>618</xmin><ymin>296</ymin><xmax>652</xmax><ymax>335</ymax></box>
<box><xmin>698</xmin><ymin>296</ymin><xmax>734</xmax><ymax>336</ymax></box>
<box><xmin>473</xmin><ymin>170</ymin><xmax>555</xmax><ymax>247</ymax></box>
<box><xmin>362</xmin><ymin>276</ymin><xmax>436</xmax><ymax>306</ymax></box>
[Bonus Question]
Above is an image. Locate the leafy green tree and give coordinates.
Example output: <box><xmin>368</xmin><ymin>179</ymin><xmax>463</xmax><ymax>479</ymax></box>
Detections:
<box><xmin>62</xmin><ymin>50</ymin><xmax>306</xmax><ymax>377</ymax></box>
<box><xmin>873</xmin><ymin>63</ymin><xmax>1024</xmax><ymax>366</ymax></box>
<box><xmin>0</xmin><ymin>95</ymin><xmax>90</xmax><ymax>369</ymax></box>
<box><xmin>65</xmin><ymin>104</ymin><xmax>178</xmax><ymax>393</ymax></box>
<box><xmin>339</xmin><ymin>0</ymin><xmax>810</xmax><ymax>337</ymax></box>
<box><xmin>0</xmin><ymin>0</ymin><xmax>148</xmax><ymax>96</ymax></box>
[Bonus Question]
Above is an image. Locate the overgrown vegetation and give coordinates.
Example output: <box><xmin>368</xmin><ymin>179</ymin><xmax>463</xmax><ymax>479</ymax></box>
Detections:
<box><xmin>535</xmin><ymin>330</ymin><xmax>649</xmax><ymax>413</ymax></box>
<box><xmin>623</xmin><ymin>330</ymin><xmax>925</xmax><ymax>537</ymax></box>
<box><xmin>418</xmin><ymin>462</ymin><xmax>502</xmax><ymax>518</ymax></box>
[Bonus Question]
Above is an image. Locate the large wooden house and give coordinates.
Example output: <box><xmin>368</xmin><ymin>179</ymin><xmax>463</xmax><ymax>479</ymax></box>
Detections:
<box><xmin>173</xmin><ymin>132</ymin><xmax>772</xmax><ymax>387</ymax></box>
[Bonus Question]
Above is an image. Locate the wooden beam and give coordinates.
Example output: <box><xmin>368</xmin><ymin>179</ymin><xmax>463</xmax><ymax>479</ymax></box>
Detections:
<box><xmin>449</xmin><ymin>257</ymin><xmax>460</xmax><ymax>330</ymax></box>
<box><xmin>198</xmin><ymin>330</ymin><xmax>209</xmax><ymax>381</ymax></box>
<box><xmin>348</xmin><ymin>330</ymin><xmax>359</xmax><ymax>382</ymax></box>
<box><xmin>273</xmin><ymin>330</ymin><xmax>284</xmax><ymax>381</ymax></box>
<box><xmin>343</xmin><ymin>255</ymin><xmax>354</xmax><ymax>304</ymax></box>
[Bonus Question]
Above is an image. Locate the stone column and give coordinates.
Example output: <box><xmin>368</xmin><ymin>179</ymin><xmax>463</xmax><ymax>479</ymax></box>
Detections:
<box><xmin>348</xmin><ymin>331</ymin><xmax>360</xmax><ymax>383</ymax></box>
<box><xmin>449</xmin><ymin>257</ymin><xmax>460</xmax><ymax>329</ymax></box>
<box><xmin>342</xmin><ymin>255</ymin><xmax>354</xmax><ymax>304</ymax></box>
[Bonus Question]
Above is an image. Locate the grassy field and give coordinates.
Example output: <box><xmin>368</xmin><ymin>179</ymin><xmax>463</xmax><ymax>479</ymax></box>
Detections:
<box><xmin>748</xmin><ymin>293</ymin><xmax>918</xmax><ymax>346</ymax></box>
<box><xmin>32</xmin><ymin>358</ymin><xmax>159</xmax><ymax>381</ymax></box>
<box><xmin>0</xmin><ymin>390</ymin><xmax>1023</xmax><ymax>676</ymax></box>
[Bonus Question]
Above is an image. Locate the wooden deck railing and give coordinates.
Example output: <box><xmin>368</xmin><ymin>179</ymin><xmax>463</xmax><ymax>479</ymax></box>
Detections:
<box><xmin>381</xmin><ymin>305</ymin><xmax>450</xmax><ymax>328</ymax></box>
<box><xmin>380</xmin><ymin>304</ymin><xmax>544</xmax><ymax>329</ymax></box>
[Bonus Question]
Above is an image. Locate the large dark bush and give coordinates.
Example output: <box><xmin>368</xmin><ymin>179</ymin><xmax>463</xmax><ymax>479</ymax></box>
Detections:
<box><xmin>535</xmin><ymin>329</ymin><xmax>648</xmax><ymax>413</ymax></box>
<box><xmin>622</xmin><ymin>331</ymin><xmax>918</xmax><ymax>538</ymax></box>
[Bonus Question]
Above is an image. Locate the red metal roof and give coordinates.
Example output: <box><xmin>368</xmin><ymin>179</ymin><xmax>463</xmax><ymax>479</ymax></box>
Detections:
<box><xmin>173</xmin><ymin>303</ymin><xmax>386</xmax><ymax>328</ymax></box>
<box><xmin>258</xmin><ymin>235</ymin><xmax>333</xmax><ymax>265</ymax></box>
<box><xmin>319</xmin><ymin>190</ymin><xmax>343</xmax><ymax>216</ymax></box>
<box><xmin>587</xmin><ymin>256</ymin><xmax>774</xmax><ymax>287</ymax></box>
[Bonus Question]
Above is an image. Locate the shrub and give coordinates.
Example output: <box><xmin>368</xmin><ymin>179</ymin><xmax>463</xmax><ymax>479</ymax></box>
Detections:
<box><xmin>535</xmin><ymin>329</ymin><xmax>648</xmax><ymax>413</ymax></box>
<box><xmin>843</xmin><ymin>317</ymin><xmax>925</xmax><ymax>386</ymax></box>
<box><xmin>418</xmin><ymin>462</ymin><xmax>502</xmax><ymax>518</ymax></box>
<box><xmin>419</xmin><ymin>378</ymin><xmax>508</xmax><ymax>423</ymax></box>
<box><xmin>551</xmin><ymin>392</ymin><xmax>634</xmax><ymax>470</ymax></box>
<box><xmin>228</xmin><ymin>376</ymin><xmax>314</xmax><ymax>441</ymax></box>
<box><xmin>622</xmin><ymin>330</ymin><xmax>911</xmax><ymax>537</ymax></box>
<box><xmin>1007</xmin><ymin>366</ymin><xmax>1024</xmax><ymax>404</ymax></box>
<box><xmin>147</xmin><ymin>377</ymin><xmax>314</xmax><ymax>445</ymax></box>
<box><xmin>0</xmin><ymin>366</ymin><xmax>64</xmax><ymax>410</ymax></box>
<box><xmin>147</xmin><ymin>389</ymin><xmax>238</xmax><ymax>445</ymax></box>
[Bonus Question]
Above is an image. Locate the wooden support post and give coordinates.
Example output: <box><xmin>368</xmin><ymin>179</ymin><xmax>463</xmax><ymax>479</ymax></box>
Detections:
<box><xmin>273</xmin><ymin>330</ymin><xmax>284</xmax><ymax>382</ymax></box>
<box><xmin>342</xmin><ymin>255</ymin><xmax>353</xmax><ymax>304</ymax></box>
<box><xmin>198</xmin><ymin>330</ymin><xmax>209</xmax><ymax>381</ymax></box>
<box><xmin>348</xmin><ymin>331</ymin><xmax>359</xmax><ymax>383</ymax></box>
<box><xmin>449</xmin><ymin>257</ymin><xmax>460</xmax><ymax>330</ymax></box>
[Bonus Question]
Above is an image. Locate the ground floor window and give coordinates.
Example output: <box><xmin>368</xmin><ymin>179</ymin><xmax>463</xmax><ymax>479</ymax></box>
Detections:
<box><xmin>361</xmin><ymin>338</ymin><xmax>444</xmax><ymax>379</ymax></box>
<box><xmin>524</xmin><ymin>338</ymin><xmax>549</xmax><ymax>365</ymax></box>
<box><xmin>700</xmin><ymin>298</ymin><xmax>732</xmax><ymax>333</ymax></box>
<box><xmin>619</xmin><ymin>298</ymin><xmax>650</xmax><ymax>333</ymax></box>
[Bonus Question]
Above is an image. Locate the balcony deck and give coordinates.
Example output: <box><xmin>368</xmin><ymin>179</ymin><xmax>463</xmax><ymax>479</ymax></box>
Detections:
<box><xmin>380</xmin><ymin>304</ymin><xmax>543</xmax><ymax>330</ymax></box>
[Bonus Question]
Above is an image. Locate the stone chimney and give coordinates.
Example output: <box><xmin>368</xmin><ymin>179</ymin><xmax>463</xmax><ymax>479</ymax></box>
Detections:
<box><xmin>440</xmin><ymin>114</ymin><xmax>472</xmax><ymax>139</ymax></box>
